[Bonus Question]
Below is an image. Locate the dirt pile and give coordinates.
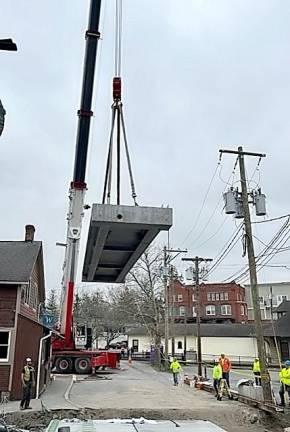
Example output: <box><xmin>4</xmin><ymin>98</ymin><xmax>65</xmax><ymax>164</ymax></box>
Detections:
<box><xmin>2</xmin><ymin>407</ymin><xmax>290</xmax><ymax>432</ymax></box>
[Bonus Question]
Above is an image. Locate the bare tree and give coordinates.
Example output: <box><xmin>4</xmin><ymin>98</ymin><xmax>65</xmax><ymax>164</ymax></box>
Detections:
<box><xmin>74</xmin><ymin>289</ymin><xmax>129</xmax><ymax>347</ymax></box>
<box><xmin>126</xmin><ymin>246</ymin><xmax>164</xmax><ymax>368</ymax></box>
<box><xmin>46</xmin><ymin>288</ymin><xmax>59</xmax><ymax>317</ymax></box>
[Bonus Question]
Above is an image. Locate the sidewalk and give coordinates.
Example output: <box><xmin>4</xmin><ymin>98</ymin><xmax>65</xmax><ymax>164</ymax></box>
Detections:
<box><xmin>1</xmin><ymin>375</ymin><xmax>74</xmax><ymax>414</ymax></box>
<box><xmin>0</xmin><ymin>398</ymin><xmax>42</xmax><ymax>414</ymax></box>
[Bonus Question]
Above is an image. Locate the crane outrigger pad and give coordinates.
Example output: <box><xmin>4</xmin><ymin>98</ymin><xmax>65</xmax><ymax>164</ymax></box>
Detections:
<box><xmin>82</xmin><ymin>204</ymin><xmax>172</xmax><ymax>283</ymax></box>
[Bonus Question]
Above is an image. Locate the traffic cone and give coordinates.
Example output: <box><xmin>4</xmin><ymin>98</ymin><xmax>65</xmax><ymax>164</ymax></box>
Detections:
<box><xmin>128</xmin><ymin>355</ymin><xmax>132</xmax><ymax>366</ymax></box>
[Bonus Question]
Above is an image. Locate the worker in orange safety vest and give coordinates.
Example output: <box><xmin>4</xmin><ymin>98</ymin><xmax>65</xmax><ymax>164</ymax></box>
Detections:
<box><xmin>219</xmin><ymin>353</ymin><xmax>231</xmax><ymax>388</ymax></box>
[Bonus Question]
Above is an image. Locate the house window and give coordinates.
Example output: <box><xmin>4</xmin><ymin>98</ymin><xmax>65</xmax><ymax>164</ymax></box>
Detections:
<box><xmin>221</xmin><ymin>305</ymin><xmax>232</xmax><ymax>315</ymax></box>
<box><xmin>277</xmin><ymin>295</ymin><xmax>287</xmax><ymax>305</ymax></box>
<box><xmin>240</xmin><ymin>305</ymin><xmax>245</xmax><ymax>315</ymax></box>
<box><xmin>178</xmin><ymin>294</ymin><xmax>183</xmax><ymax>302</ymax></box>
<box><xmin>259</xmin><ymin>296</ymin><xmax>264</xmax><ymax>304</ymax></box>
<box><xmin>21</xmin><ymin>284</ymin><xmax>30</xmax><ymax>305</ymax></box>
<box><xmin>31</xmin><ymin>281</ymin><xmax>38</xmax><ymax>310</ymax></box>
<box><xmin>0</xmin><ymin>331</ymin><xmax>10</xmax><ymax>361</ymax></box>
<box><xmin>177</xmin><ymin>341</ymin><xmax>183</xmax><ymax>350</ymax></box>
<box><xmin>132</xmin><ymin>339</ymin><xmax>139</xmax><ymax>352</ymax></box>
<box><xmin>207</xmin><ymin>293</ymin><xmax>211</xmax><ymax>301</ymax></box>
<box><xmin>224</xmin><ymin>292</ymin><xmax>228</xmax><ymax>300</ymax></box>
<box><xmin>216</xmin><ymin>293</ymin><xmax>219</xmax><ymax>301</ymax></box>
<box><xmin>211</xmin><ymin>293</ymin><xmax>215</xmax><ymax>301</ymax></box>
<box><xmin>179</xmin><ymin>306</ymin><xmax>185</xmax><ymax>316</ymax></box>
<box><xmin>206</xmin><ymin>305</ymin><xmax>215</xmax><ymax>316</ymax></box>
<box><xmin>220</xmin><ymin>293</ymin><xmax>224</xmax><ymax>301</ymax></box>
<box><xmin>192</xmin><ymin>306</ymin><xmax>196</xmax><ymax>317</ymax></box>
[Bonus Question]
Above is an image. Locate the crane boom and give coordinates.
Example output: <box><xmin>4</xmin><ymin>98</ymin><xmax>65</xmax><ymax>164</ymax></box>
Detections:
<box><xmin>60</xmin><ymin>0</ymin><xmax>102</xmax><ymax>345</ymax></box>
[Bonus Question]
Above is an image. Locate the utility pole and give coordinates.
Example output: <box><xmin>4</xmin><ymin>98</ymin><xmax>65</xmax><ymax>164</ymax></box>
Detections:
<box><xmin>220</xmin><ymin>146</ymin><xmax>272</xmax><ymax>402</ymax></box>
<box><xmin>163</xmin><ymin>246</ymin><xmax>169</xmax><ymax>360</ymax></box>
<box><xmin>182</xmin><ymin>256</ymin><xmax>212</xmax><ymax>377</ymax></box>
<box><xmin>163</xmin><ymin>247</ymin><xmax>187</xmax><ymax>362</ymax></box>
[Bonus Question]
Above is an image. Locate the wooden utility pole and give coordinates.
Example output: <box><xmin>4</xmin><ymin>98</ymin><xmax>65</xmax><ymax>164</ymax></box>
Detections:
<box><xmin>182</xmin><ymin>256</ymin><xmax>212</xmax><ymax>377</ymax></box>
<box><xmin>163</xmin><ymin>246</ymin><xmax>169</xmax><ymax>360</ymax></box>
<box><xmin>220</xmin><ymin>147</ymin><xmax>272</xmax><ymax>402</ymax></box>
<box><xmin>163</xmin><ymin>247</ymin><xmax>187</xmax><ymax>362</ymax></box>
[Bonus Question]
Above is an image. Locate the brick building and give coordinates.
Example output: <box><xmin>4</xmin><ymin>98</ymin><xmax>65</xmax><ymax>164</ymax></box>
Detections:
<box><xmin>171</xmin><ymin>280</ymin><xmax>248</xmax><ymax>324</ymax></box>
<box><xmin>0</xmin><ymin>226</ymin><xmax>51</xmax><ymax>400</ymax></box>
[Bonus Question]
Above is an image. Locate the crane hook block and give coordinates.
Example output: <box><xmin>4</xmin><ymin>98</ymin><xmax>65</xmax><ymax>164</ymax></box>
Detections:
<box><xmin>113</xmin><ymin>77</ymin><xmax>122</xmax><ymax>101</ymax></box>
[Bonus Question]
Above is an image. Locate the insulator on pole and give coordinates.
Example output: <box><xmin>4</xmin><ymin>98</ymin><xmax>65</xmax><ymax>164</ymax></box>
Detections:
<box><xmin>254</xmin><ymin>189</ymin><xmax>266</xmax><ymax>216</ymax></box>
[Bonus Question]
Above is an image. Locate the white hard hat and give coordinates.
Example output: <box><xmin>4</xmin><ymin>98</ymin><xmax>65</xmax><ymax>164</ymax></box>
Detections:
<box><xmin>26</xmin><ymin>357</ymin><xmax>32</xmax><ymax>362</ymax></box>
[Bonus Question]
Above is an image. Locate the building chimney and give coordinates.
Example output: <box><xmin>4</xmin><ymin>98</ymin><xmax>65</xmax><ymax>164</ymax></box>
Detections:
<box><xmin>25</xmin><ymin>225</ymin><xmax>35</xmax><ymax>242</ymax></box>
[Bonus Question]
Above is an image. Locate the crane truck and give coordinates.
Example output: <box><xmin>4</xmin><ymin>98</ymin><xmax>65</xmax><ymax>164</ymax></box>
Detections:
<box><xmin>51</xmin><ymin>0</ymin><xmax>119</xmax><ymax>374</ymax></box>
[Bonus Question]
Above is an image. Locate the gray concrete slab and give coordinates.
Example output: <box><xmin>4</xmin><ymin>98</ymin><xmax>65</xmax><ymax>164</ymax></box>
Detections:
<box><xmin>82</xmin><ymin>204</ymin><xmax>172</xmax><ymax>283</ymax></box>
<box><xmin>45</xmin><ymin>419</ymin><xmax>227</xmax><ymax>432</ymax></box>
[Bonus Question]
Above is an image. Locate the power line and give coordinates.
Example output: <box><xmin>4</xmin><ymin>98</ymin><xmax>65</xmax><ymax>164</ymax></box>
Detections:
<box><xmin>195</xmin><ymin>216</ymin><xmax>227</xmax><ymax>249</ymax></box>
<box><xmin>180</xmin><ymin>161</ymin><xmax>220</xmax><ymax>246</ymax></box>
<box><xmin>239</xmin><ymin>229</ymin><xmax>290</xmax><ymax>284</ymax></box>
<box><xmin>204</xmin><ymin>224</ymin><xmax>243</xmax><ymax>279</ymax></box>
<box><xmin>236</xmin><ymin>225</ymin><xmax>290</xmax><ymax>283</ymax></box>
<box><xmin>187</xmin><ymin>158</ymin><xmax>239</xmax><ymax>248</ymax></box>
<box><xmin>252</xmin><ymin>214</ymin><xmax>290</xmax><ymax>224</ymax></box>
<box><xmin>222</xmin><ymin>214</ymin><xmax>290</xmax><ymax>283</ymax></box>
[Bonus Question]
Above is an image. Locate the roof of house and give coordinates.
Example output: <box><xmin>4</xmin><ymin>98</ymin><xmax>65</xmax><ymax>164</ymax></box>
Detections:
<box><xmin>127</xmin><ymin>323</ymin><xmax>258</xmax><ymax>338</ymax></box>
<box><xmin>0</xmin><ymin>241</ymin><xmax>42</xmax><ymax>283</ymax></box>
<box><xmin>275</xmin><ymin>300</ymin><xmax>290</xmax><ymax>313</ymax></box>
<box><xmin>263</xmin><ymin>314</ymin><xmax>290</xmax><ymax>338</ymax></box>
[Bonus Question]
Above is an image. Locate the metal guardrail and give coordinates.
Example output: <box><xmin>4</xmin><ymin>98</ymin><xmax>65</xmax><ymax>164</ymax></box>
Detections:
<box><xmin>123</xmin><ymin>351</ymin><xmax>280</xmax><ymax>367</ymax></box>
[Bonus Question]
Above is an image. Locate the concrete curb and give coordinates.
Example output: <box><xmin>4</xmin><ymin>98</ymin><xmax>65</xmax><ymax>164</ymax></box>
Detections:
<box><xmin>64</xmin><ymin>375</ymin><xmax>81</xmax><ymax>409</ymax></box>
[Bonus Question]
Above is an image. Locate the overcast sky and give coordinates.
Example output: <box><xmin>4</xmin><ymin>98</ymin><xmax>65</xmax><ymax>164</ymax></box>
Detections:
<box><xmin>1</xmin><ymin>0</ymin><xmax>290</xmax><ymax>294</ymax></box>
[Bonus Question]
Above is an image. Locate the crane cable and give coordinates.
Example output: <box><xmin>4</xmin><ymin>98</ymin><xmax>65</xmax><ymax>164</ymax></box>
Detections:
<box><xmin>102</xmin><ymin>0</ymin><xmax>138</xmax><ymax>206</ymax></box>
<box><xmin>114</xmin><ymin>0</ymin><xmax>122</xmax><ymax>77</ymax></box>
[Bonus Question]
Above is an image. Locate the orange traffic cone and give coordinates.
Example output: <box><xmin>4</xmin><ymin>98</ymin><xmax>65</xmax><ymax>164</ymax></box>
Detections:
<box><xmin>128</xmin><ymin>355</ymin><xmax>132</xmax><ymax>365</ymax></box>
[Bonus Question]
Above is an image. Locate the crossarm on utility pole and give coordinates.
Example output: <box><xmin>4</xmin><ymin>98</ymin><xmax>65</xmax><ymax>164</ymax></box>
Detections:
<box><xmin>219</xmin><ymin>149</ymin><xmax>266</xmax><ymax>158</ymax></box>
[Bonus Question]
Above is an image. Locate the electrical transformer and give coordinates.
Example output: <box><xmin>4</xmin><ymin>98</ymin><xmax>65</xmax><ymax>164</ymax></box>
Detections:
<box><xmin>255</xmin><ymin>190</ymin><xmax>266</xmax><ymax>216</ymax></box>
<box><xmin>234</xmin><ymin>198</ymin><xmax>244</xmax><ymax>219</ymax></box>
<box><xmin>223</xmin><ymin>188</ymin><xmax>237</xmax><ymax>214</ymax></box>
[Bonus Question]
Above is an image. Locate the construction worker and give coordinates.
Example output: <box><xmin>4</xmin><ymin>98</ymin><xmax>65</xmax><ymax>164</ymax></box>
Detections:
<box><xmin>170</xmin><ymin>357</ymin><xmax>182</xmax><ymax>386</ymax></box>
<box><xmin>212</xmin><ymin>360</ymin><xmax>222</xmax><ymax>397</ymax></box>
<box><xmin>252</xmin><ymin>358</ymin><xmax>261</xmax><ymax>386</ymax></box>
<box><xmin>20</xmin><ymin>357</ymin><xmax>35</xmax><ymax>410</ymax></box>
<box><xmin>219</xmin><ymin>353</ymin><xmax>231</xmax><ymax>388</ymax></box>
<box><xmin>279</xmin><ymin>360</ymin><xmax>290</xmax><ymax>407</ymax></box>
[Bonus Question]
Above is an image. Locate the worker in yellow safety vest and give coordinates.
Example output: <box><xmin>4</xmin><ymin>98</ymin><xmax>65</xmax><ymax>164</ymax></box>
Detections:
<box><xmin>20</xmin><ymin>357</ymin><xmax>35</xmax><ymax>410</ymax></box>
<box><xmin>279</xmin><ymin>360</ymin><xmax>290</xmax><ymax>407</ymax></box>
<box><xmin>170</xmin><ymin>358</ymin><xmax>182</xmax><ymax>386</ymax></box>
<box><xmin>252</xmin><ymin>358</ymin><xmax>261</xmax><ymax>386</ymax></box>
<box><xmin>212</xmin><ymin>360</ymin><xmax>222</xmax><ymax>397</ymax></box>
